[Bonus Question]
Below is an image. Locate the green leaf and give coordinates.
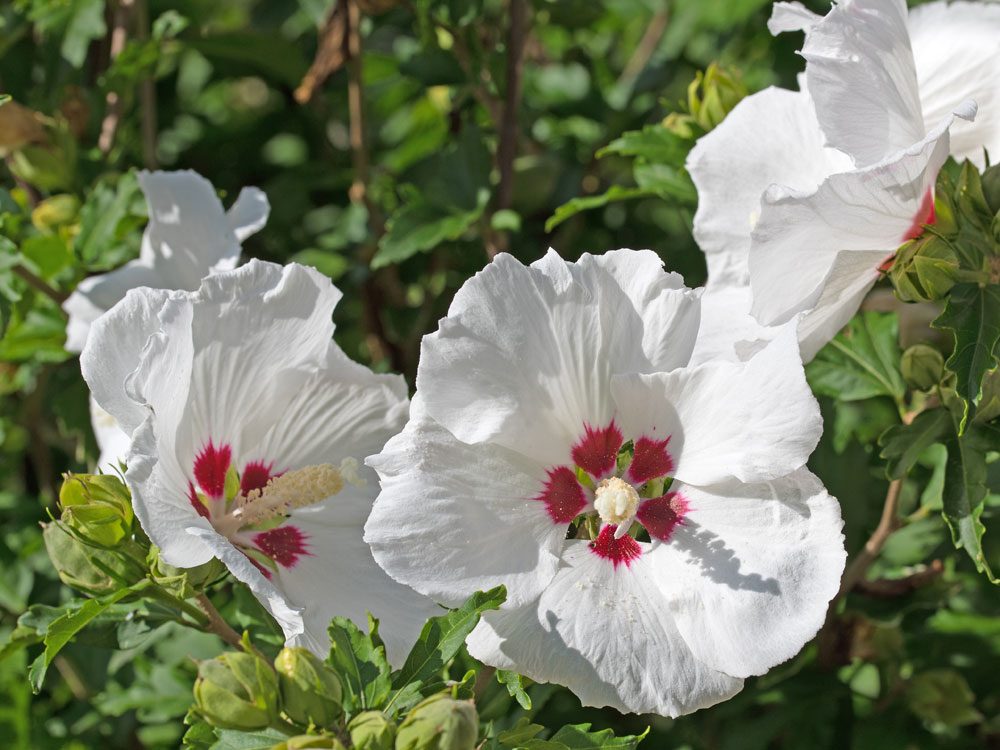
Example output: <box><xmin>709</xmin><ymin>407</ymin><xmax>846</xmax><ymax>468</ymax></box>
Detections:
<box><xmin>942</xmin><ymin>421</ymin><xmax>998</xmax><ymax>583</ymax></box>
<box><xmin>933</xmin><ymin>283</ymin><xmax>1000</xmax><ymax>418</ymax></box>
<box><xmin>390</xmin><ymin>586</ymin><xmax>506</xmax><ymax>703</ymax></box>
<box><xmin>326</xmin><ymin>616</ymin><xmax>392</xmax><ymax>713</ymax></box>
<box><xmin>61</xmin><ymin>0</ymin><xmax>106</xmax><ymax>68</ymax></box>
<box><xmin>187</xmin><ymin>33</ymin><xmax>309</xmax><ymax>87</ymax></box>
<box><xmin>879</xmin><ymin>408</ymin><xmax>951</xmax><ymax>480</ymax></box>
<box><xmin>806</xmin><ymin>312</ymin><xmax>906</xmax><ymax>403</ymax></box>
<box><xmin>597</xmin><ymin>125</ymin><xmax>689</xmax><ymax>164</ymax></box>
<box><xmin>545</xmin><ymin>186</ymin><xmax>661</xmax><ymax>232</ymax></box>
<box><xmin>73</xmin><ymin>171</ymin><xmax>143</xmax><ymax>268</ymax></box>
<box><xmin>632</xmin><ymin>163</ymin><xmax>696</xmax><ymax>202</ymax></box>
<box><xmin>209</xmin><ymin>727</ymin><xmax>293</xmax><ymax>750</ymax></box>
<box><xmin>496</xmin><ymin>668</ymin><xmax>531</xmax><ymax>710</ymax></box>
<box><xmin>547</xmin><ymin>724</ymin><xmax>649</xmax><ymax>749</ymax></box>
<box><xmin>28</xmin><ymin>583</ymin><xmax>142</xmax><ymax>692</ymax></box>
<box><xmin>496</xmin><ymin>718</ymin><xmax>545</xmax><ymax>748</ymax></box>
<box><xmin>20</xmin><ymin>235</ymin><xmax>73</xmax><ymax>279</ymax></box>
<box><xmin>373</xmin><ymin>195</ymin><xmax>486</xmax><ymax>269</ymax></box>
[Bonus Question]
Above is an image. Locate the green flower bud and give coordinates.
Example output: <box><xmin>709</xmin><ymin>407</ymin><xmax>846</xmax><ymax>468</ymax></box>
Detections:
<box><xmin>149</xmin><ymin>547</ymin><xmax>226</xmax><ymax>598</ymax></box>
<box><xmin>271</xmin><ymin>735</ymin><xmax>346</xmax><ymax>750</ymax></box>
<box><xmin>58</xmin><ymin>473</ymin><xmax>134</xmax><ymax>548</ymax></box>
<box><xmin>275</xmin><ymin>647</ymin><xmax>343</xmax><ymax>728</ymax></box>
<box><xmin>31</xmin><ymin>194</ymin><xmax>79</xmax><ymax>233</ymax></box>
<box><xmin>888</xmin><ymin>234</ymin><xmax>959</xmax><ymax>302</ymax></box>
<box><xmin>348</xmin><ymin>711</ymin><xmax>396</xmax><ymax>750</ymax></box>
<box><xmin>395</xmin><ymin>694</ymin><xmax>478</xmax><ymax>750</ymax></box>
<box><xmin>194</xmin><ymin>651</ymin><xmax>280</xmax><ymax>730</ymax></box>
<box><xmin>901</xmin><ymin>344</ymin><xmax>945</xmax><ymax>391</ymax></box>
<box><xmin>688</xmin><ymin>63</ymin><xmax>747</xmax><ymax>133</ymax></box>
<box><xmin>42</xmin><ymin>521</ymin><xmax>146</xmax><ymax>596</ymax></box>
<box><xmin>662</xmin><ymin>112</ymin><xmax>697</xmax><ymax>140</ymax></box>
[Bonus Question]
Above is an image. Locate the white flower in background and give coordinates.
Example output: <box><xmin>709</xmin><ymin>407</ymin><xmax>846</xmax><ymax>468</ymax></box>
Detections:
<box><xmin>64</xmin><ymin>170</ymin><xmax>270</xmax><ymax>471</ymax></box>
<box><xmin>365</xmin><ymin>249</ymin><xmax>845</xmax><ymax>716</ymax></box>
<box><xmin>688</xmin><ymin>0</ymin><xmax>998</xmax><ymax>361</ymax></box>
<box><xmin>81</xmin><ymin>260</ymin><xmax>438</xmax><ymax>662</ymax></box>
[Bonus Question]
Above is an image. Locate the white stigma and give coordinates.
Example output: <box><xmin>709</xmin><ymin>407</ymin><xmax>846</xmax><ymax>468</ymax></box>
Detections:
<box><xmin>594</xmin><ymin>477</ymin><xmax>639</xmax><ymax>532</ymax></box>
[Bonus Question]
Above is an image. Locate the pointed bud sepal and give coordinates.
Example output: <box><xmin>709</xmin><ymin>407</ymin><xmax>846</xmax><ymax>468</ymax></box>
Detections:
<box><xmin>395</xmin><ymin>693</ymin><xmax>479</xmax><ymax>750</ymax></box>
<box><xmin>901</xmin><ymin>344</ymin><xmax>945</xmax><ymax>391</ymax></box>
<box><xmin>348</xmin><ymin>711</ymin><xmax>396</xmax><ymax>750</ymax></box>
<box><xmin>274</xmin><ymin>647</ymin><xmax>343</xmax><ymax>728</ymax></box>
<box><xmin>42</xmin><ymin>521</ymin><xmax>147</xmax><ymax>597</ymax></box>
<box><xmin>149</xmin><ymin>547</ymin><xmax>227</xmax><ymax>599</ymax></box>
<box><xmin>193</xmin><ymin>648</ymin><xmax>280</xmax><ymax>730</ymax></box>
<box><xmin>58</xmin><ymin>473</ymin><xmax>135</xmax><ymax>548</ymax></box>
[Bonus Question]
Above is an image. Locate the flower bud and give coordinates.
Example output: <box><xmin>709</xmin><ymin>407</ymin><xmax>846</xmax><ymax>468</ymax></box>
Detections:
<box><xmin>194</xmin><ymin>651</ymin><xmax>280</xmax><ymax>730</ymax></box>
<box><xmin>348</xmin><ymin>711</ymin><xmax>396</xmax><ymax>750</ymax></box>
<box><xmin>42</xmin><ymin>521</ymin><xmax>146</xmax><ymax>596</ymax></box>
<box><xmin>274</xmin><ymin>647</ymin><xmax>343</xmax><ymax>728</ymax></box>
<box><xmin>901</xmin><ymin>345</ymin><xmax>944</xmax><ymax>391</ymax></box>
<box><xmin>58</xmin><ymin>473</ymin><xmax>134</xmax><ymax>548</ymax></box>
<box><xmin>395</xmin><ymin>694</ymin><xmax>478</xmax><ymax>750</ymax></box>
<box><xmin>688</xmin><ymin>63</ymin><xmax>747</xmax><ymax>133</ymax></box>
<box><xmin>149</xmin><ymin>547</ymin><xmax>226</xmax><ymax>598</ymax></box>
<box><xmin>31</xmin><ymin>194</ymin><xmax>79</xmax><ymax>233</ymax></box>
<box><xmin>888</xmin><ymin>235</ymin><xmax>959</xmax><ymax>302</ymax></box>
<box><xmin>271</xmin><ymin>735</ymin><xmax>346</xmax><ymax>750</ymax></box>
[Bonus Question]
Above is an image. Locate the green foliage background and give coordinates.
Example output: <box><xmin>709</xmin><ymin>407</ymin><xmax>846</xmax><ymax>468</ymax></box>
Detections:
<box><xmin>1</xmin><ymin>0</ymin><xmax>999</xmax><ymax>748</ymax></box>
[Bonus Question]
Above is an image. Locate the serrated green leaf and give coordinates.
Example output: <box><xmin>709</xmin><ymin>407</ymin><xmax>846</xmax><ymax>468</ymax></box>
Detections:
<box><xmin>29</xmin><ymin>583</ymin><xmax>143</xmax><ymax>692</ymax></box>
<box><xmin>879</xmin><ymin>408</ymin><xmax>951</xmax><ymax>480</ymax></box>
<box><xmin>807</xmin><ymin>312</ymin><xmax>906</xmax><ymax>403</ymax></box>
<box><xmin>597</xmin><ymin>125</ymin><xmax>688</xmax><ymax>164</ymax></box>
<box><xmin>942</xmin><ymin>421</ymin><xmax>998</xmax><ymax>583</ymax></box>
<box><xmin>73</xmin><ymin>171</ymin><xmax>142</xmax><ymax>267</ymax></box>
<box><xmin>496</xmin><ymin>669</ymin><xmax>531</xmax><ymax>710</ymax></box>
<box><xmin>208</xmin><ymin>727</ymin><xmax>293</xmax><ymax>750</ymax></box>
<box><xmin>548</xmin><ymin>723</ymin><xmax>649</xmax><ymax>749</ymax></box>
<box><xmin>373</xmin><ymin>196</ymin><xmax>486</xmax><ymax>269</ymax></box>
<box><xmin>497</xmin><ymin>718</ymin><xmax>545</xmax><ymax>747</ymax></box>
<box><xmin>181</xmin><ymin>709</ymin><xmax>217</xmax><ymax>750</ymax></box>
<box><xmin>326</xmin><ymin>616</ymin><xmax>392</xmax><ymax>713</ymax></box>
<box><xmin>933</xmin><ymin>283</ymin><xmax>1000</xmax><ymax>419</ymax></box>
<box><xmin>389</xmin><ymin>586</ymin><xmax>506</xmax><ymax>705</ymax></box>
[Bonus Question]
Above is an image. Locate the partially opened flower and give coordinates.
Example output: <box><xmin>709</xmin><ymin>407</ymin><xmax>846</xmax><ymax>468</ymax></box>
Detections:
<box><xmin>687</xmin><ymin>0</ymin><xmax>997</xmax><ymax>360</ymax></box>
<box><xmin>65</xmin><ymin>170</ymin><xmax>270</xmax><ymax>470</ymax></box>
<box><xmin>81</xmin><ymin>260</ymin><xmax>437</xmax><ymax>662</ymax></box>
<box><xmin>365</xmin><ymin>249</ymin><xmax>845</xmax><ymax>716</ymax></box>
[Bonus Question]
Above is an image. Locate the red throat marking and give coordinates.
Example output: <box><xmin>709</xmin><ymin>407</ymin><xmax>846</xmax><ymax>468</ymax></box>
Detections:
<box><xmin>589</xmin><ymin>525</ymin><xmax>642</xmax><ymax>568</ymax></box>
<box><xmin>537</xmin><ymin>466</ymin><xmax>588</xmax><ymax>523</ymax></box>
<box><xmin>193</xmin><ymin>440</ymin><xmax>232</xmax><ymax>499</ymax></box>
<box><xmin>253</xmin><ymin>525</ymin><xmax>310</xmax><ymax>569</ymax></box>
<box><xmin>571</xmin><ymin>421</ymin><xmax>624</xmax><ymax>479</ymax></box>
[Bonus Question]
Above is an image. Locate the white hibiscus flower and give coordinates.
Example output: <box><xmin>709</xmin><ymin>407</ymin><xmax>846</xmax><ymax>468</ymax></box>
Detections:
<box><xmin>365</xmin><ymin>249</ymin><xmax>846</xmax><ymax>716</ymax></box>
<box><xmin>81</xmin><ymin>260</ymin><xmax>438</xmax><ymax>663</ymax></box>
<box><xmin>688</xmin><ymin>0</ymin><xmax>998</xmax><ymax>360</ymax></box>
<box><xmin>65</xmin><ymin>170</ymin><xmax>270</xmax><ymax>471</ymax></box>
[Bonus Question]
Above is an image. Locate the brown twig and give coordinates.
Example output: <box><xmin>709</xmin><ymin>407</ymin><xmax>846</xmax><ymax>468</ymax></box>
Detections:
<box><xmin>615</xmin><ymin>7</ymin><xmax>669</xmax><ymax>91</ymax></box>
<box><xmin>837</xmin><ymin>478</ymin><xmax>905</xmax><ymax>598</ymax></box>
<box><xmin>13</xmin><ymin>265</ymin><xmax>68</xmax><ymax>305</ymax></box>
<box><xmin>486</xmin><ymin>0</ymin><xmax>528</xmax><ymax>260</ymax></box>
<box><xmin>294</xmin><ymin>2</ymin><xmax>348</xmax><ymax>104</ymax></box>
<box><xmin>98</xmin><ymin>0</ymin><xmax>134</xmax><ymax>156</ymax></box>
<box><xmin>195</xmin><ymin>593</ymin><xmax>267</xmax><ymax>660</ymax></box>
<box><xmin>134</xmin><ymin>0</ymin><xmax>157</xmax><ymax>168</ymax></box>
<box><xmin>855</xmin><ymin>559</ymin><xmax>944</xmax><ymax>598</ymax></box>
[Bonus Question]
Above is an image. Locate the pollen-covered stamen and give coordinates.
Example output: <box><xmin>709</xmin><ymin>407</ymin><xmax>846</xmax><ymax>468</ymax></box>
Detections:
<box><xmin>214</xmin><ymin>463</ymin><xmax>345</xmax><ymax>537</ymax></box>
<box><xmin>594</xmin><ymin>476</ymin><xmax>640</xmax><ymax>539</ymax></box>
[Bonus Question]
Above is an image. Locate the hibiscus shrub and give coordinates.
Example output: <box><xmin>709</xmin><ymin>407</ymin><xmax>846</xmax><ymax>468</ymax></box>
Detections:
<box><xmin>2</xmin><ymin>1</ymin><xmax>1000</xmax><ymax>749</ymax></box>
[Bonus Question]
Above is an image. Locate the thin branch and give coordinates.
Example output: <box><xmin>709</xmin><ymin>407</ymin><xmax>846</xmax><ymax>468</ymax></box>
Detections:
<box><xmin>134</xmin><ymin>0</ymin><xmax>157</xmax><ymax>168</ymax></box>
<box><xmin>486</xmin><ymin>0</ymin><xmax>528</xmax><ymax>260</ymax></box>
<box><xmin>195</xmin><ymin>593</ymin><xmax>267</xmax><ymax>660</ymax></box>
<box><xmin>13</xmin><ymin>265</ymin><xmax>68</xmax><ymax>305</ymax></box>
<box><xmin>615</xmin><ymin>7</ymin><xmax>669</xmax><ymax>90</ymax></box>
<box><xmin>98</xmin><ymin>0</ymin><xmax>134</xmax><ymax>156</ymax></box>
<box><xmin>856</xmin><ymin>559</ymin><xmax>944</xmax><ymax>598</ymax></box>
<box><xmin>837</xmin><ymin>478</ymin><xmax>904</xmax><ymax>598</ymax></box>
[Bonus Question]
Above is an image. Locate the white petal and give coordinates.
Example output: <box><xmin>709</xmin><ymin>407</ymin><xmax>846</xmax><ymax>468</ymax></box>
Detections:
<box><xmin>226</xmin><ymin>186</ymin><xmax>271</xmax><ymax>242</ymax></box>
<box><xmin>909</xmin><ymin>0</ymin><xmax>1000</xmax><ymax>167</ymax></box>
<box><xmin>365</xmin><ymin>410</ymin><xmax>563</xmax><ymax>608</ymax></box>
<box><xmin>687</xmin><ymin>87</ymin><xmax>852</xmax><ymax>286</ymax></box>
<box><xmin>650</xmin><ymin>469</ymin><xmax>845</xmax><ymax>678</ymax></box>
<box><xmin>62</xmin><ymin>262</ymin><xmax>161</xmax><ymax>353</ymax></box>
<box><xmin>690</xmin><ymin>285</ymin><xmax>776</xmax><ymax>366</ymax></box>
<box><xmin>80</xmin><ymin>287</ymin><xmax>172</xmax><ymax>436</ymax></box>
<box><xmin>417</xmin><ymin>250</ymin><xmax>697</xmax><ymax>467</ymax></box>
<box><xmin>749</xmin><ymin>110</ymin><xmax>962</xmax><ymax>327</ymax></box>
<box><xmin>799</xmin><ymin>0</ymin><xmax>925</xmax><ymax>166</ymax></box>
<box><xmin>611</xmin><ymin>324</ymin><xmax>821</xmax><ymax>485</ymax></box>
<box><xmin>90</xmin><ymin>396</ymin><xmax>131</xmax><ymax>473</ymax></box>
<box><xmin>767</xmin><ymin>1</ymin><xmax>821</xmax><ymax>35</ymax></box>
<box><xmin>466</xmin><ymin>541</ymin><xmax>744</xmax><ymax>717</ymax></box>
<box><xmin>277</xmin><ymin>484</ymin><xmax>440</xmax><ymax>665</ymax></box>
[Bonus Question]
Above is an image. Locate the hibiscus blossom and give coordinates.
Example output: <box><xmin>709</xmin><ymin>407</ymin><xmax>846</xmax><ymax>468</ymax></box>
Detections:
<box><xmin>365</xmin><ymin>250</ymin><xmax>845</xmax><ymax>716</ymax></box>
<box><xmin>688</xmin><ymin>0</ymin><xmax>997</xmax><ymax>360</ymax></box>
<box><xmin>81</xmin><ymin>260</ymin><xmax>438</xmax><ymax>662</ymax></box>
<box><xmin>64</xmin><ymin>170</ymin><xmax>270</xmax><ymax>470</ymax></box>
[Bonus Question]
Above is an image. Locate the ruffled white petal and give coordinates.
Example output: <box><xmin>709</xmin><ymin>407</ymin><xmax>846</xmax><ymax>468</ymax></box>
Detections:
<box><xmin>687</xmin><ymin>87</ymin><xmax>852</xmax><ymax>286</ymax></box>
<box><xmin>81</xmin><ymin>287</ymin><xmax>172</xmax><ymax>437</ymax></box>
<box><xmin>365</xmin><ymin>408</ymin><xmax>562</xmax><ymax>608</ymax></box>
<box><xmin>278</xmin><ymin>483</ymin><xmax>441</xmax><ymax>665</ymax></box>
<box><xmin>650</xmin><ymin>469</ymin><xmax>845</xmax><ymax>678</ymax></box>
<box><xmin>690</xmin><ymin>286</ymin><xmax>775</xmax><ymax>366</ymax></box>
<box><xmin>90</xmin><ymin>397</ymin><xmax>131</xmax><ymax>473</ymax></box>
<box><xmin>797</xmin><ymin>0</ymin><xmax>925</xmax><ymax>166</ymax></box>
<box><xmin>749</xmin><ymin>108</ymin><xmax>967</xmax><ymax>328</ymax></box>
<box><xmin>417</xmin><ymin>250</ymin><xmax>698</xmax><ymax>468</ymax></box>
<box><xmin>63</xmin><ymin>171</ymin><xmax>267</xmax><ymax>352</ymax></box>
<box><xmin>466</xmin><ymin>541</ymin><xmax>744</xmax><ymax>717</ymax></box>
<box><xmin>767</xmin><ymin>1</ymin><xmax>820</xmax><ymax>35</ymax></box>
<box><xmin>611</xmin><ymin>325</ymin><xmax>821</xmax><ymax>486</ymax></box>
<box><xmin>909</xmin><ymin>0</ymin><xmax>1000</xmax><ymax>167</ymax></box>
